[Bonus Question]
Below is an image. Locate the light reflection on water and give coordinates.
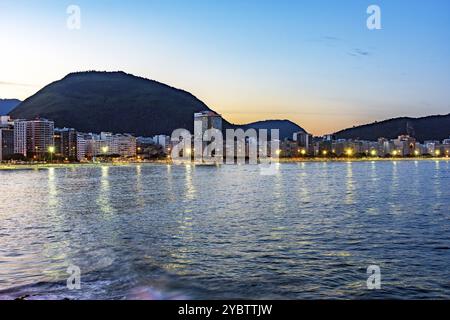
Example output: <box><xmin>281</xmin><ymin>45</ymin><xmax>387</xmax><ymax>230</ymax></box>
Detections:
<box><xmin>0</xmin><ymin>161</ymin><xmax>449</xmax><ymax>299</ymax></box>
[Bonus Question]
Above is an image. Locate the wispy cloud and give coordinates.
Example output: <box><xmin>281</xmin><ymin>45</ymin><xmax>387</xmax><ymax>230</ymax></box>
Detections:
<box><xmin>0</xmin><ymin>81</ymin><xmax>35</xmax><ymax>87</ymax></box>
<box><xmin>348</xmin><ymin>48</ymin><xmax>371</xmax><ymax>57</ymax></box>
<box><xmin>308</xmin><ymin>36</ymin><xmax>372</xmax><ymax>57</ymax></box>
<box><xmin>305</xmin><ymin>35</ymin><xmax>344</xmax><ymax>44</ymax></box>
<box><xmin>321</xmin><ymin>35</ymin><xmax>342</xmax><ymax>42</ymax></box>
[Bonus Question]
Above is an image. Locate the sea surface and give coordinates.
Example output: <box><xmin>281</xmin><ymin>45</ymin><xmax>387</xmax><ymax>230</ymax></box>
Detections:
<box><xmin>0</xmin><ymin>161</ymin><xmax>449</xmax><ymax>299</ymax></box>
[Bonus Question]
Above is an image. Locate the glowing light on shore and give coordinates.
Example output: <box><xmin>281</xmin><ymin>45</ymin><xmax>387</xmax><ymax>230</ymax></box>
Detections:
<box><xmin>435</xmin><ymin>150</ymin><xmax>441</xmax><ymax>156</ymax></box>
<box><xmin>370</xmin><ymin>150</ymin><xmax>377</xmax><ymax>156</ymax></box>
<box><xmin>346</xmin><ymin>149</ymin><xmax>353</xmax><ymax>156</ymax></box>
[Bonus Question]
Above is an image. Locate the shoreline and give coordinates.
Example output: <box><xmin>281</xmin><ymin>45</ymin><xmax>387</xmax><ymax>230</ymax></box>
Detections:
<box><xmin>1</xmin><ymin>157</ymin><xmax>449</xmax><ymax>170</ymax></box>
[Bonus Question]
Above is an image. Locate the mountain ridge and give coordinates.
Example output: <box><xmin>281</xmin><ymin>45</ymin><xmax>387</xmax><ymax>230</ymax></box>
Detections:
<box><xmin>334</xmin><ymin>114</ymin><xmax>450</xmax><ymax>142</ymax></box>
<box><xmin>9</xmin><ymin>71</ymin><xmax>305</xmax><ymax>139</ymax></box>
<box><xmin>0</xmin><ymin>99</ymin><xmax>22</xmax><ymax>115</ymax></box>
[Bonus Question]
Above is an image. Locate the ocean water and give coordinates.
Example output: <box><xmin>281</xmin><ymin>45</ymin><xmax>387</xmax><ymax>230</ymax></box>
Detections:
<box><xmin>0</xmin><ymin>161</ymin><xmax>449</xmax><ymax>299</ymax></box>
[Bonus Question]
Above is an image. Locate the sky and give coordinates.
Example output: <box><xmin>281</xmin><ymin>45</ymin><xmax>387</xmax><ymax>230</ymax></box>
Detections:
<box><xmin>0</xmin><ymin>0</ymin><xmax>449</xmax><ymax>135</ymax></box>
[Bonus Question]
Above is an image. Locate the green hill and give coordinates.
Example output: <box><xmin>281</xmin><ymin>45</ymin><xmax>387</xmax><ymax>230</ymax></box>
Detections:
<box><xmin>10</xmin><ymin>71</ymin><xmax>219</xmax><ymax>136</ymax></box>
<box><xmin>334</xmin><ymin>114</ymin><xmax>450</xmax><ymax>142</ymax></box>
<box><xmin>9</xmin><ymin>71</ymin><xmax>305</xmax><ymax>139</ymax></box>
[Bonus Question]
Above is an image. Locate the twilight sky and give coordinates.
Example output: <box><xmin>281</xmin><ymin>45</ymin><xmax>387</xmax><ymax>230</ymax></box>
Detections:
<box><xmin>1</xmin><ymin>0</ymin><xmax>449</xmax><ymax>135</ymax></box>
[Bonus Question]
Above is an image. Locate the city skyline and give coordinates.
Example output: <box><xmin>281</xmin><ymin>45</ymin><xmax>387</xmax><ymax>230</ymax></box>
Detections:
<box><xmin>1</xmin><ymin>113</ymin><xmax>449</xmax><ymax>163</ymax></box>
<box><xmin>1</xmin><ymin>0</ymin><xmax>450</xmax><ymax>135</ymax></box>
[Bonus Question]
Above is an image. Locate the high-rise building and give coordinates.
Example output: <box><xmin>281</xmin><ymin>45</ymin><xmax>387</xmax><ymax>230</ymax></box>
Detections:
<box><xmin>82</xmin><ymin>132</ymin><xmax>137</xmax><ymax>158</ymax></box>
<box><xmin>13</xmin><ymin>119</ymin><xmax>28</xmax><ymax>157</ymax></box>
<box><xmin>0</xmin><ymin>128</ymin><xmax>14</xmax><ymax>161</ymax></box>
<box><xmin>0</xmin><ymin>116</ymin><xmax>13</xmax><ymax>127</ymax></box>
<box><xmin>293</xmin><ymin>132</ymin><xmax>313</xmax><ymax>151</ymax></box>
<box><xmin>194</xmin><ymin>111</ymin><xmax>223</xmax><ymax>134</ymax></box>
<box><xmin>393</xmin><ymin>135</ymin><xmax>416</xmax><ymax>156</ymax></box>
<box><xmin>117</xmin><ymin>134</ymin><xmax>137</xmax><ymax>157</ymax></box>
<box><xmin>53</xmin><ymin>129</ymin><xmax>62</xmax><ymax>155</ymax></box>
<box><xmin>152</xmin><ymin>135</ymin><xmax>171</xmax><ymax>154</ymax></box>
<box><xmin>194</xmin><ymin>111</ymin><xmax>223</xmax><ymax>157</ymax></box>
<box><xmin>54</xmin><ymin>128</ymin><xmax>77</xmax><ymax>160</ymax></box>
<box><xmin>14</xmin><ymin>118</ymin><xmax>55</xmax><ymax>159</ymax></box>
<box><xmin>76</xmin><ymin>133</ymin><xmax>87</xmax><ymax>161</ymax></box>
<box><xmin>424</xmin><ymin>140</ymin><xmax>441</xmax><ymax>155</ymax></box>
<box><xmin>26</xmin><ymin>119</ymin><xmax>55</xmax><ymax>160</ymax></box>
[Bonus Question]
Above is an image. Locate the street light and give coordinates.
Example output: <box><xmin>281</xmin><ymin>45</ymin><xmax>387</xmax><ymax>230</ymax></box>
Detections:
<box><xmin>346</xmin><ymin>148</ymin><xmax>353</xmax><ymax>157</ymax></box>
<box><xmin>48</xmin><ymin>146</ymin><xmax>55</xmax><ymax>162</ymax></box>
<box><xmin>370</xmin><ymin>150</ymin><xmax>377</xmax><ymax>157</ymax></box>
<box><xmin>102</xmin><ymin>146</ymin><xmax>109</xmax><ymax>154</ymax></box>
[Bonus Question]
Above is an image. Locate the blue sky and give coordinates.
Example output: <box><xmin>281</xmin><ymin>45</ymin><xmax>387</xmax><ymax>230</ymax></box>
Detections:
<box><xmin>1</xmin><ymin>0</ymin><xmax>449</xmax><ymax>134</ymax></box>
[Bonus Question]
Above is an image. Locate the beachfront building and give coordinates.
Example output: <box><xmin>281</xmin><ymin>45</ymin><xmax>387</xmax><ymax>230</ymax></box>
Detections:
<box><xmin>152</xmin><ymin>135</ymin><xmax>171</xmax><ymax>154</ymax></box>
<box><xmin>26</xmin><ymin>119</ymin><xmax>55</xmax><ymax>160</ymax></box>
<box><xmin>393</xmin><ymin>135</ymin><xmax>416</xmax><ymax>156</ymax></box>
<box><xmin>0</xmin><ymin>116</ymin><xmax>14</xmax><ymax>161</ymax></box>
<box><xmin>113</xmin><ymin>134</ymin><xmax>137</xmax><ymax>158</ymax></box>
<box><xmin>76</xmin><ymin>133</ymin><xmax>87</xmax><ymax>161</ymax></box>
<box><xmin>0</xmin><ymin>128</ymin><xmax>14</xmax><ymax>161</ymax></box>
<box><xmin>13</xmin><ymin>119</ymin><xmax>27</xmax><ymax>157</ymax></box>
<box><xmin>13</xmin><ymin>118</ymin><xmax>54</xmax><ymax>160</ymax></box>
<box><xmin>79</xmin><ymin>132</ymin><xmax>137</xmax><ymax>158</ymax></box>
<box><xmin>424</xmin><ymin>141</ymin><xmax>441</xmax><ymax>156</ymax></box>
<box><xmin>0</xmin><ymin>116</ymin><xmax>13</xmax><ymax>127</ymax></box>
<box><xmin>54</xmin><ymin>128</ymin><xmax>78</xmax><ymax>160</ymax></box>
<box><xmin>293</xmin><ymin>131</ymin><xmax>313</xmax><ymax>154</ymax></box>
<box><xmin>194</xmin><ymin>111</ymin><xmax>223</xmax><ymax>158</ymax></box>
<box><xmin>60</xmin><ymin>128</ymin><xmax>77</xmax><ymax>160</ymax></box>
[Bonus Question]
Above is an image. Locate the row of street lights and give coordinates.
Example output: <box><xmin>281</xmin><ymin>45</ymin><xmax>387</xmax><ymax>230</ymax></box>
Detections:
<box><xmin>293</xmin><ymin>148</ymin><xmax>447</xmax><ymax>157</ymax></box>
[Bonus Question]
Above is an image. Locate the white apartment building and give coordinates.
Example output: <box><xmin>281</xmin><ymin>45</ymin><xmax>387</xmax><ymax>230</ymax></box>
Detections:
<box><xmin>76</xmin><ymin>133</ymin><xmax>87</xmax><ymax>161</ymax></box>
<box><xmin>194</xmin><ymin>111</ymin><xmax>223</xmax><ymax>158</ymax></box>
<box><xmin>13</xmin><ymin>119</ymin><xmax>28</xmax><ymax>157</ymax></box>
<box><xmin>113</xmin><ymin>134</ymin><xmax>136</xmax><ymax>157</ymax></box>
<box><xmin>153</xmin><ymin>134</ymin><xmax>171</xmax><ymax>153</ymax></box>
<box><xmin>80</xmin><ymin>132</ymin><xmax>136</xmax><ymax>158</ymax></box>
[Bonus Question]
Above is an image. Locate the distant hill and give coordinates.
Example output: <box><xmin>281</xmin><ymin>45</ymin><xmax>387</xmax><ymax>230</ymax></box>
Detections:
<box><xmin>237</xmin><ymin>120</ymin><xmax>306</xmax><ymax>140</ymax></box>
<box><xmin>0</xmin><ymin>99</ymin><xmax>21</xmax><ymax>115</ymax></box>
<box><xmin>10</xmin><ymin>71</ymin><xmax>220</xmax><ymax>136</ymax></box>
<box><xmin>9</xmin><ymin>71</ymin><xmax>305</xmax><ymax>139</ymax></box>
<box><xmin>335</xmin><ymin>114</ymin><xmax>450</xmax><ymax>142</ymax></box>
